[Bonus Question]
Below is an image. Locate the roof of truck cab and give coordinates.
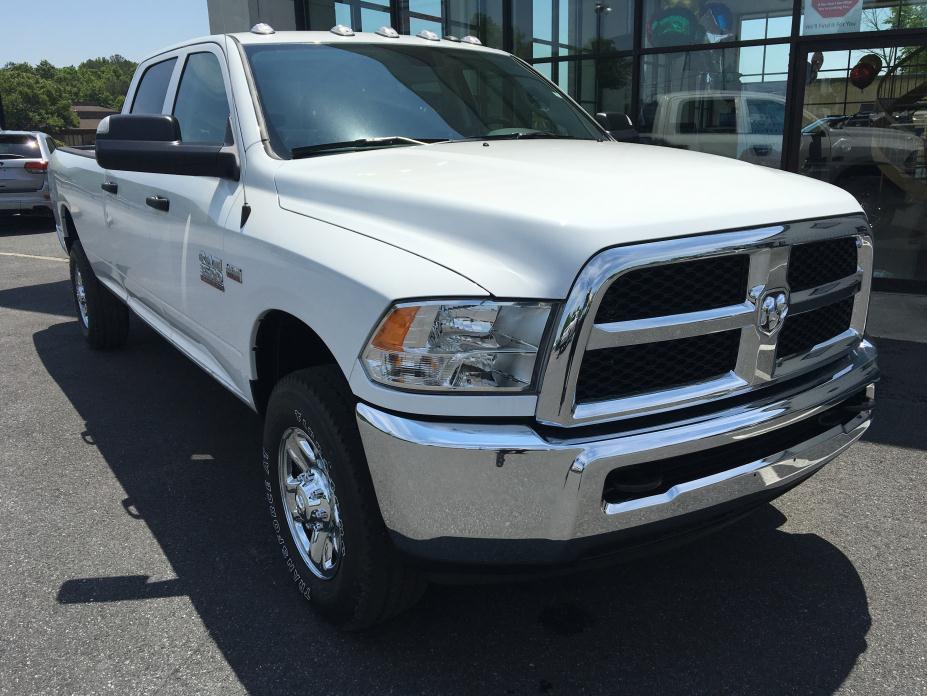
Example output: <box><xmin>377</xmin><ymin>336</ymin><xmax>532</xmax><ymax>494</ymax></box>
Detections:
<box><xmin>146</xmin><ymin>30</ymin><xmax>506</xmax><ymax>59</ymax></box>
<box><xmin>231</xmin><ymin>30</ymin><xmax>505</xmax><ymax>53</ymax></box>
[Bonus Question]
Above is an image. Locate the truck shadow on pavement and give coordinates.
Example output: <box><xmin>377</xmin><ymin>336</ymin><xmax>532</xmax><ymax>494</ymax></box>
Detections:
<box><xmin>0</xmin><ymin>279</ymin><xmax>74</xmax><ymax>316</ymax></box>
<box><xmin>32</xmin><ymin>314</ymin><xmax>876</xmax><ymax>695</ymax></box>
<box><xmin>0</xmin><ymin>214</ymin><xmax>55</xmax><ymax>236</ymax></box>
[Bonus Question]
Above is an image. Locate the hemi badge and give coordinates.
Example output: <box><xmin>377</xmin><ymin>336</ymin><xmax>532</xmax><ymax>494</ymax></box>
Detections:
<box><xmin>226</xmin><ymin>263</ymin><xmax>243</xmax><ymax>284</ymax></box>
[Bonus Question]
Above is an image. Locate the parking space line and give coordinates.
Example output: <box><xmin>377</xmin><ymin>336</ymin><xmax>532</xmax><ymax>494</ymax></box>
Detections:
<box><xmin>0</xmin><ymin>252</ymin><xmax>68</xmax><ymax>262</ymax></box>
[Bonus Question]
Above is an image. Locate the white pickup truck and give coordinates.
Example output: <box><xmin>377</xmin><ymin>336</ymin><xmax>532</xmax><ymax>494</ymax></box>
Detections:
<box><xmin>49</xmin><ymin>25</ymin><xmax>878</xmax><ymax>629</ymax></box>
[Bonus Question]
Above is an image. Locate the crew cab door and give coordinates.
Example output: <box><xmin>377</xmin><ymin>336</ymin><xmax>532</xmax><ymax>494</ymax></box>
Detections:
<box><xmin>146</xmin><ymin>46</ymin><xmax>244</xmax><ymax>383</ymax></box>
<box><xmin>109</xmin><ymin>45</ymin><xmax>244</xmax><ymax>386</ymax></box>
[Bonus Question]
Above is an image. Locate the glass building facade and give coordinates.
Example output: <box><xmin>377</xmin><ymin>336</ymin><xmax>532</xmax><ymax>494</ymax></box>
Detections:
<box><xmin>285</xmin><ymin>0</ymin><xmax>927</xmax><ymax>291</ymax></box>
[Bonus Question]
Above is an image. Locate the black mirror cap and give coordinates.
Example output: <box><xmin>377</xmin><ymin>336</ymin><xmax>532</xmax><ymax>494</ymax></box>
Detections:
<box><xmin>595</xmin><ymin>112</ymin><xmax>633</xmax><ymax>131</ymax></box>
<box><xmin>595</xmin><ymin>112</ymin><xmax>639</xmax><ymax>142</ymax></box>
<box><xmin>97</xmin><ymin>139</ymin><xmax>240</xmax><ymax>181</ymax></box>
<box><xmin>96</xmin><ymin>114</ymin><xmax>182</xmax><ymax>142</ymax></box>
<box><xmin>95</xmin><ymin>114</ymin><xmax>239</xmax><ymax>181</ymax></box>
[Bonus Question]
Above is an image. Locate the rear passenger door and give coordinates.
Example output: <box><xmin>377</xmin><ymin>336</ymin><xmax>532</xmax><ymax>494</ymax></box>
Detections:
<box><xmin>104</xmin><ymin>55</ymin><xmax>179</xmax><ymax>298</ymax></box>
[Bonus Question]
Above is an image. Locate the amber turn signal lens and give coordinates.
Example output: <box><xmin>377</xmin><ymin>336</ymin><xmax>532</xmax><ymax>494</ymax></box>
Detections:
<box><xmin>371</xmin><ymin>306</ymin><xmax>419</xmax><ymax>351</ymax></box>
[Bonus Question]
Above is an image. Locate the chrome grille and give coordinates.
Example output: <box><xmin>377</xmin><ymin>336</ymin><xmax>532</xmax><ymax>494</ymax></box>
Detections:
<box><xmin>576</xmin><ymin>330</ymin><xmax>741</xmax><ymax>402</ymax></box>
<box><xmin>778</xmin><ymin>297</ymin><xmax>854</xmax><ymax>360</ymax></box>
<box><xmin>788</xmin><ymin>237</ymin><xmax>858</xmax><ymax>291</ymax></box>
<box><xmin>536</xmin><ymin>216</ymin><xmax>873</xmax><ymax>428</ymax></box>
<box><xmin>595</xmin><ymin>254</ymin><xmax>750</xmax><ymax>322</ymax></box>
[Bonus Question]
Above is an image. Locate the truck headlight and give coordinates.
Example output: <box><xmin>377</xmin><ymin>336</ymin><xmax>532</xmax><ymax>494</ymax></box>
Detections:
<box><xmin>361</xmin><ymin>300</ymin><xmax>553</xmax><ymax>392</ymax></box>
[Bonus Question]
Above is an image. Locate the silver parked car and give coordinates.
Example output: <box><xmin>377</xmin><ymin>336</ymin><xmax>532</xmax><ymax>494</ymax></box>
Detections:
<box><xmin>0</xmin><ymin>131</ymin><xmax>56</xmax><ymax>216</ymax></box>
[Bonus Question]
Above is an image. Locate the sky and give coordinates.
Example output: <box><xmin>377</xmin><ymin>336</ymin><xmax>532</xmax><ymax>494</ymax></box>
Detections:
<box><xmin>0</xmin><ymin>0</ymin><xmax>210</xmax><ymax>67</ymax></box>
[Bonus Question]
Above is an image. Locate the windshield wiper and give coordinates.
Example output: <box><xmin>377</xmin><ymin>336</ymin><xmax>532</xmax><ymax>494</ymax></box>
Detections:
<box><xmin>440</xmin><ymin>132</ymin><xmax>585</xmax><ymax>145</ymax></box>
<box><xmin>0</xmin><ymin>154</ymin><xmax>26</xmax><ymax>159</ymax></box>
<box><xmin>487</xmin><ymin>131</ymin><xmax>577</xmax><ymax>140</ymax></box>
<box><xmin>291</xmin><ymin>136</ymin><xmax>430</xmax><ymax>159</ymax></box>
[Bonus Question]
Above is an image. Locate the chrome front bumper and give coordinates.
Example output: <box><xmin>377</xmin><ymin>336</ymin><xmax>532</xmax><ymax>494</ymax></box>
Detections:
<box><xmin>357</xmin><ymin>341</ymin><xmax>877</xmax><ymax>566</ymax></box>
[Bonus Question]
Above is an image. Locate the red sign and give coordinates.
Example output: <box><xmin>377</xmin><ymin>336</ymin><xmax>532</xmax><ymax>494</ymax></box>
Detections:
<box><xmin>812</xmin><ymin>0</ymin><xmax>860</xmax><ymax>18</ymax></box>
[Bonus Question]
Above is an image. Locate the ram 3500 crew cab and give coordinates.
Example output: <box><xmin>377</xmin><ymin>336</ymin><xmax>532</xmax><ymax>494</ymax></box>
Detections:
<box><xmin>49</xmin><ymin>25</ymin><xmax>878</xmax><ymax>629</ymax></box>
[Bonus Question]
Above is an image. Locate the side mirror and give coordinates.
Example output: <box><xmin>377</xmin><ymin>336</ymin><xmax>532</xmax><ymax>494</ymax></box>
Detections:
<box><xmin>95</xmin><ymin>114</ymin><xmax>239</xmax><ymax>180</ymax></box>
<box><xmin>595</xmin><ymin>112</ymin><xmax>638</xmax><ymax>142</ymax></box>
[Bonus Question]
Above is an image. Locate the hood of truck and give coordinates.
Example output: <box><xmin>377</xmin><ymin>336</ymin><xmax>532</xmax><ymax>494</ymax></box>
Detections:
<box><xmin>275</xmin><ymin>140</ymin><xmax>863</xmax><ymax>298</ymax></box>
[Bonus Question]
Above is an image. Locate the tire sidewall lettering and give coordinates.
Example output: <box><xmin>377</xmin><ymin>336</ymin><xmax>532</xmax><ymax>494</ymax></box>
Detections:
<box><xmin>263</xmin><ymin>444</ymin><xmax>311</xmax><ymax>602</ymax></box>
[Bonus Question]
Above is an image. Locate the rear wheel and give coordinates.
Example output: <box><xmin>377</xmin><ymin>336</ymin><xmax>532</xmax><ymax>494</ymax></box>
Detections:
<box><xmin>262</xmin><ymin>366</ymin><xmax>425</xmax><ymax>629</ymax></box>
<box><xmin>69</xmin><ymin>240</ymin><xmax>129</xmax><ymax>349</ymax></box>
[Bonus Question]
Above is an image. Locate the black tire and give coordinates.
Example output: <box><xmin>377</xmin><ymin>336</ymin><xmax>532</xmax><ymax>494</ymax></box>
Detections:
<box><xmin>69</xmin><ymin>240</ymin><xmax>129</xmax><ymax>349</ymax></box>
<box><xmin>262</xmin><ymin>366</ymin><xmax>425</xmax><ymax>629</ymax></box>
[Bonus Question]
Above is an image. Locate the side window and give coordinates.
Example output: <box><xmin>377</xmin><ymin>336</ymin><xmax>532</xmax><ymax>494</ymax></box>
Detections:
<box><xmin>679</xmin><ymin>98</ymin><xmax>738</xmax><ymax>135</ymax></box>
<box><xmin>131</xmin><ymin>58</ymin><xmax>177</xmax><ymax>114</ymax></box>
<box><xmin>45</xmin><ymin>136</ymin><xmax>56</xmax><ymax>153</ymax></box>
<box><xmin>172</xmin><ymin>52</ymin><xmax>230</xmax><ymax>145</ymax></box>
<box><xmin>747</xmin><ymin>99</ymin><xmax>785</xmax><ymax>136</ymax></box>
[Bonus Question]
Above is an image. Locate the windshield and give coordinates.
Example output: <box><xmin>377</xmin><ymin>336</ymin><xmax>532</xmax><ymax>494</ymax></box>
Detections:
<box><xmin>244</xmin><ymin>43</ymin><xmax>602</xmax><ymax>158</ymax></box>
<box><xmin>0</xmin><ymin>135</ymin><xmax>40</xmax><ymax>159</ymax></box>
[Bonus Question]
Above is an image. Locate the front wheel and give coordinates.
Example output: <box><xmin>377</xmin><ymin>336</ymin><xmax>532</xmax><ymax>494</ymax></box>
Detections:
<box><xmin>262</xmin><ymin>366</ymin><xmax>425</xmax><ymax>629</ymax></box>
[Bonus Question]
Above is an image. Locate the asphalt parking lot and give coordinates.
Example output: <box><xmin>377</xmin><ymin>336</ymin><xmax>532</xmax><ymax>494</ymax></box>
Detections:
<box><xmin>1</xmin><ymin>216</ymin><xmax>925</xmax><ymax>696</ymax></box>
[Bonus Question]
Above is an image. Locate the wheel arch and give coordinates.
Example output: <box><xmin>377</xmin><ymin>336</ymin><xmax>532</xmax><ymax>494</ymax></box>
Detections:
<box><xmin>250</xmin><ymin>310</ymin><xmax>344</xmax><ymax>416</ymax></box>
<box><xmin>59</xmin><ymin>204</ymin><xmax>78</xmax><ymax>251</ymax></box>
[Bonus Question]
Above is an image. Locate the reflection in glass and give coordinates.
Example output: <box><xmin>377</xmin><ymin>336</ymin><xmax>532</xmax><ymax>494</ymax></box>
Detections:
<box><xmin>410</xmin><ymin>0</ymin><xmax>441</xmax><ymax>14</ymax></box>
<box><xmin>799</xmin><ymin>45</ymin><xmax>927</xmax><ymax>286</ymax></box>
<box><xmin>334</xmin><ymin>1</ymin><xmax>351</xmax><ymax>27</ymax></box>
<box><xmin>639</xmin><ymin>47</ymin><xmax>790</xmax><ymax>168</ymax></box>
<box><xmin>361</xmin><ymin>6</ymin><xmax>390</xmax><ymax>31</ymax></box>
<box><xmin>559</xmin><ymin>57</ymin><xmax>633</xmax><ymax>114</ymax></box>
<box><xmin>246</xmin><ymin>42</ymin><xmax>602</xmax><ymax>155</ymax></box>
<box><xmin>410</xmin><ymin>16</ymin><xmax>442</xmax><ymax>36</ymax></box>
<box><xmin>445</xmin><ymin>0</ymin><xmax>505</xmax><ymax>47</ymax></box>
<box><xmin>643</xmin><ymin>0</ymin><xmax>792</xmax><ymax>47</ymax></box>
<box><xmin>801</xmin><ymin>0</ymin><xmax>927</xmax><ymax>35</ymax></box>
<box><xmin>326</xmin><ymin>0</ymin><xmax>390</xmax><ymax>30</ymax></box>
<box><xmin>512</xmin><ymin>0</ymin><xmax>633</xmax><ymax>60</ymax></box>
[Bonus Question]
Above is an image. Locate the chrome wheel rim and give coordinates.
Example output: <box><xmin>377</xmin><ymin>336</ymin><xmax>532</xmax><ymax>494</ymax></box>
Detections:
<box><xmin>74</xmin><ymin>268</ymin><xmax>89</xmax><ymax>328</ymax></box>
<box><xmin>278</xmin><ymin>427</ymin><xmax>344</xmax><ymax>580</ymax></box>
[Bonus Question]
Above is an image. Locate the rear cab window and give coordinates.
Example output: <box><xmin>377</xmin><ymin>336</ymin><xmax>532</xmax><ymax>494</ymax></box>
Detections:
<box><xmin>679</xmin><ymin>98</ymin><xmax>739</xmax><ymax>134</ymax></box>
<box><xmin>0</xmin><ymin>135</ymin><xmax>41</xmax><ymax>159</ymax></box>
<box><xmin>131</xmin><ymin>58</ymin><xmax>178</xmax><ymax>114</ymax></box>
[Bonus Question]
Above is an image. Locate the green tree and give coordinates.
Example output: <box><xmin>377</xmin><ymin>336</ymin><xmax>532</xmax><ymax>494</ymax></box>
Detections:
<box><xmin>0</xmin><ymin>63</ymin><xmax>76</xmax><ymax>131</ymax></box>
<box><xmin>0</xmin><ymin>55</ymin><xmax>137</xmax><ymax>132</ymax></box>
